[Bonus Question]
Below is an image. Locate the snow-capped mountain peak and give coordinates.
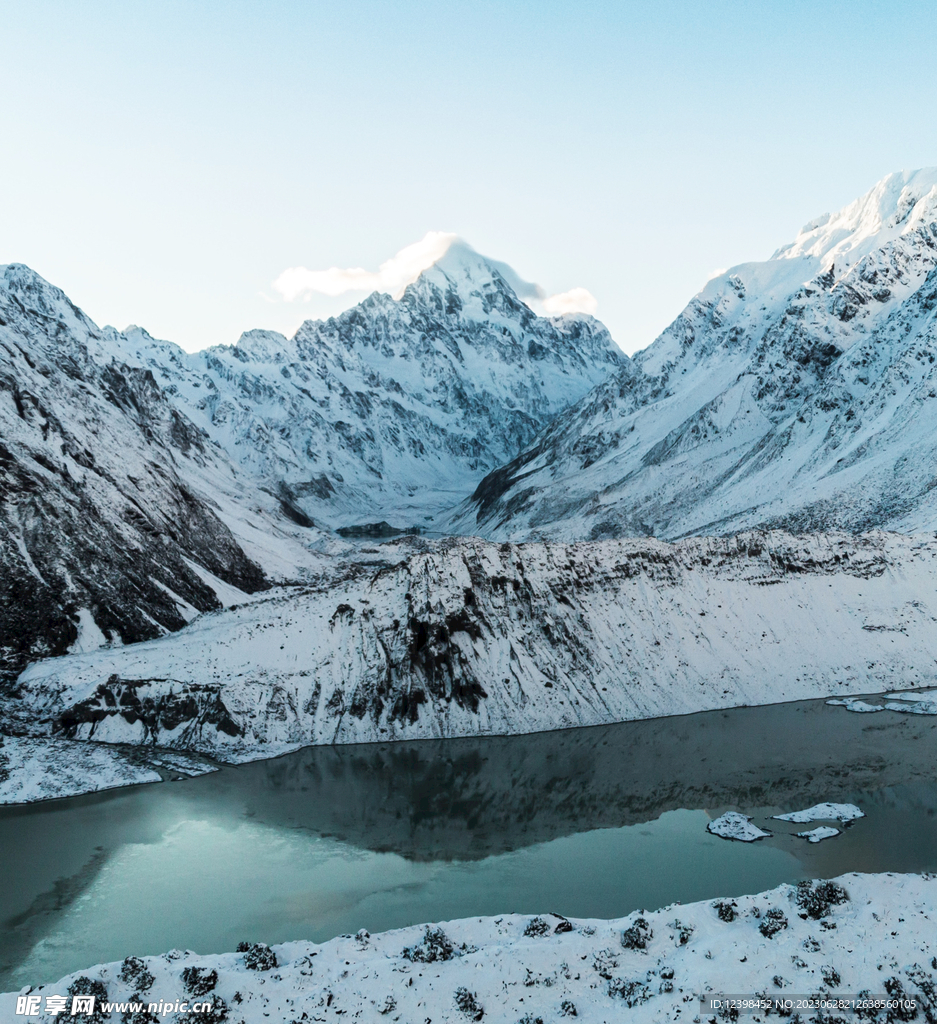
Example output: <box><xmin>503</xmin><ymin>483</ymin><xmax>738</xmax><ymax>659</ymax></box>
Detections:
<box><xmin>21</xmin><ymin>241</ymin><xmax>625</xmax><ymax>535</ymax></box>
<box><xmin>412</xmin><ymin>238</ymin><xmax>545</xmax><ymax>305</ymax></box>
<box><xmin>773</xmin><ymin>167</ymin><xmax>937</xmax><ymax>270</ymax></box>
<box><xmin>229</xmin><ymin>328</ymin><xmax>295</xmax><ymax>363</ymax></box>
<box><xmin>1</xmin><ymin>264</ymin><xmax>98</xmax><ymax>349</ymax></box>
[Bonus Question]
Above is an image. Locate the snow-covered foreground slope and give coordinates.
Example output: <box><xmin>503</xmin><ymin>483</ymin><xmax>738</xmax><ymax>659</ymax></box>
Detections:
<box><xmin>4</xmin><ymin>873</ymin><xmax>935</xmax><ymax>1022</ymax></box>
<box><xmin>455</xmin><ymin>168</ymin><xmax>937</xmax><ymax>542</ymax></box>
<box><xmin>120</xmin><ymin>241</ymin><xmax>626</xmax><ymax>529</ymax></box>
<box><xmin>8</xmin><ymin>531</ymin><xmax>937</xmax><ymax>765</ymax></box>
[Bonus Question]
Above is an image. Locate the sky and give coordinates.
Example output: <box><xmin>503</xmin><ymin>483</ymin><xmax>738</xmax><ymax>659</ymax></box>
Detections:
<box><xmin>2</xmin><ymin>0</ymin><xmax>937</xmax><ymax>355</ymax></box>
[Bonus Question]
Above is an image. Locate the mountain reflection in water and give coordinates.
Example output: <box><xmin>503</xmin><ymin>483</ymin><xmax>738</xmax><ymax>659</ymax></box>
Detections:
<box><xmin>225</xmin><ymin>697</ymin><xmax>934</xmax><ymax>860</ymax></box>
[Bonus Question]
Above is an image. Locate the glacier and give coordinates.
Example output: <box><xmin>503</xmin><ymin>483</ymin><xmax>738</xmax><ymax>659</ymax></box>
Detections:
<box><xmin>7</xmin><ymin>531</ymin><xmax>937</xmax><ymax>770</ymax></box>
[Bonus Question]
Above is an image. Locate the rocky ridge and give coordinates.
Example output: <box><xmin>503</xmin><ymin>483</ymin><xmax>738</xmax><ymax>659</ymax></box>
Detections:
<box><xmin>0</xmin><ymin>265</ymin><xmax>284</xmax><ymax>685</ymax></box>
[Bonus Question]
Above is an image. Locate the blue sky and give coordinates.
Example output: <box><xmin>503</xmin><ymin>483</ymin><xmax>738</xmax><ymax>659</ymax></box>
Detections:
<box><xmin>2</xmin><ymin>0</ymin><xmax>936</xmax><ymax>353</ymax></box>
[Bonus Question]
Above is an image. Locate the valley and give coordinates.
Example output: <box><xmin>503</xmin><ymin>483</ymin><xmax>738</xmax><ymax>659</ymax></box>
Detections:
<box><xmin>5</xmin><ymin>168</ymin><xmax>937</xmax><ymax>1019</ymax></box>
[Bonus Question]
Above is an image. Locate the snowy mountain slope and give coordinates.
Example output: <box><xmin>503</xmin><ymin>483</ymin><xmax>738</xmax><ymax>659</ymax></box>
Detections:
<box><xmin>4</xmin><ymin>873</ymin><xmax>936</xmax><ymax>1020</ymax></box>
<box><xmin>0</xmin><ymin>264</ymin><xmax>312</xmax><ymax>685</ymax></box>
<box><xmin>120</xmin><ymin>241</ymin><xmax>626</xmax><ymax>529</ymax></box>
<box><xmin>0</xmin><ymin>241</ymin><xmax>623</xmax><ymax>686</ymax></box>
<box><xmin>453</xmin><ymin>168</ymin><xmax>937</xmax><ymax>541</ymax></box>
<box><xmin>9</xmin><ymin>531</ymin><xmax>937</xmax><ymax>763</ymax></box>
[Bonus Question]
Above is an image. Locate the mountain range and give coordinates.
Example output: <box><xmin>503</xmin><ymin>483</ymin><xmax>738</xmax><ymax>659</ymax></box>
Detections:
<box><xmin>0</xmin><ymin>244</ymin><xmax>622</xmax><ymax>683</ymax></box>
<box><xmin>5</xmin><ymin>167</ymin><xmax>937</xmax><ymax>791</ymax></box>
<box><xmin>119</xmin><ymin>241</ymin><xmax>626</xmax><ymax>530</ymax></box>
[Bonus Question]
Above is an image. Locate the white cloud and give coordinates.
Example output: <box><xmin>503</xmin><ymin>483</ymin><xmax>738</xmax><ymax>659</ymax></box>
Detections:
<box><xmin>273</xmin><ymin>234</ymin><xmax>600</xmax><ymax>326</ymax></box>
<box><xmin>273</xmin><ymin>231</ymin><xmax>459</xmax><ymax>302</ymax></box>
<box><xmin>542</xmin><ymin>286</ymin><xmax>598</xmax><ymax>316</ymax></box>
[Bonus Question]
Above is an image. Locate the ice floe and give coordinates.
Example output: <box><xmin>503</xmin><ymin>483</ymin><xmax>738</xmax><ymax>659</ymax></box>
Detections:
<box><xmin>795</xmin><ymin>826</ymin><xmax>841</xmax><ymax>843</ymax></box>
<box><xmin>826</xmin><ymin>697</ymin><xmax>885</xmax><ymax>712</ymax></box>
<box><xmin>773</xmin><ymin>802</ymin><xmax>864</xmax><ymax>824</ymax></box>
<box><xmin>827</xmin><ymin>689</ymin><xmax>937</xmax><ymax>715</ymax></box>
<box><xmin>706</xmin><ymin>811</ymin><xmax>772</xmax><ymax>841</ymax></box>
<box><xmin>884</xmin><ymin>700</ymin><xmax>937</xmax><ymax>714</ymax></box>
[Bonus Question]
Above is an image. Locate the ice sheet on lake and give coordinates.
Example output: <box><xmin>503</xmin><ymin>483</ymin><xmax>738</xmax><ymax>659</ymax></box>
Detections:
<box><xmin>796</xmin><ymin>826</ymin><xmax>841</xmax><ymax>843</ymax></box>
<box><xmin>826</xmin><ymin>698</ymin><xmax>884</xmax><ymax>713</ymax></box>
<box><xmin>707</xmin><ymin>811</ymin><xmax>772</xmax><ymax>842</ymax></box>
<box><xmin>883</xmin><ymin>700</ymin><xmax>937</xmax><ymax>715</ymax></box>
<box><xmin>0</xmin><ymin>736</ymin><xmax>160</xmax><ymax>803</ymax></box>
<box><xmin>828</xmin><ymin>689</ymin><xmax>937</xmax><ymax>715</ymax></box>
<box><xmin>773</xmin><ymin>803</ymin><xmax>864</xmax><ymax>823</ymax></box>
<box><xmin>0</xmin><ymin>735</ymin><xmax>216</xmax><ymax>804</ymax></box>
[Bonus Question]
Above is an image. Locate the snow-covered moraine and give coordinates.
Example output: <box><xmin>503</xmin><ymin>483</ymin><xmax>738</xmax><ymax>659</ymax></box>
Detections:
<box><xmin>7</xmin><ymin>530</ymin><xmax>937</xmax><ymax>793</ymax></box>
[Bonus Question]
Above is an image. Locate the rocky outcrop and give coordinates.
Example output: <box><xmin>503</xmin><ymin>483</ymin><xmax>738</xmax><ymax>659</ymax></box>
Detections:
<box><xmin>53</xmin><ymin>676</ymin><xmax>243</xmax><ymax>744</ymax></box>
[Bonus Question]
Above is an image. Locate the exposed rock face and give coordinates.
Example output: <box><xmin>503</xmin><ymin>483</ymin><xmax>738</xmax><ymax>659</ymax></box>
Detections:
<box><xmin>0</xmin><ymin>264</ymin><xmax>269</xmax><ymax>684</ymax></box>
<box><xmin>53</xmin><ymin>676</ymin><xmax>243</xmax><ymax>744</ymax></box>
<box><xmin>119</xmin><ymin>241</ymin><xmax>627</xmax><ymax>528</ymax></box>
<box><xmin>455</xmin><ymin>169</ymin><xmax>937</xmax><ymax>541</ymax></box>
<box><xmin>10</xmin><ymin>531</ymin><xmax>937</xmax><ymax>758</ymax></box>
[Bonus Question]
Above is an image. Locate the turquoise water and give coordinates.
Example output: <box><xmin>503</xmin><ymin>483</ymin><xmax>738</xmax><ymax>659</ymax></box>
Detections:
<box><xmin>2</xmin><ymin>696</ymin><xmax>936</xmax><ymax>989</ymax></box>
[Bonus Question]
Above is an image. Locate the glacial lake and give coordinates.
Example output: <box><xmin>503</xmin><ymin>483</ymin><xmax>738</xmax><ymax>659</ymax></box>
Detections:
<box><xmin>2</xmin><ymin>695</ymin><xmax>937</xmax><ymax>991</ymax></box>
